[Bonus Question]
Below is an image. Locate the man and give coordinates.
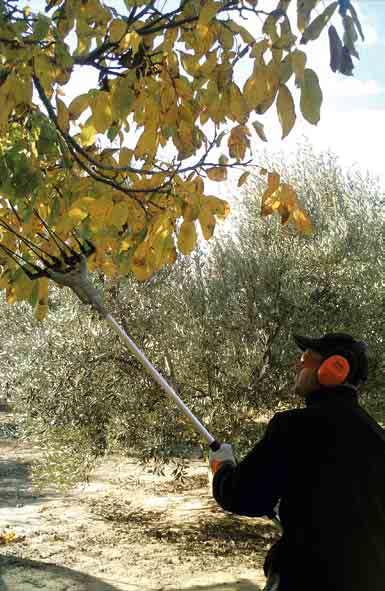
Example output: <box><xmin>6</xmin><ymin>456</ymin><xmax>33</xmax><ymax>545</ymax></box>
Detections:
<box><xmin>209</xmin><ymin>333</ymin><xmax>385</xmax><ymax>591</ymax></box>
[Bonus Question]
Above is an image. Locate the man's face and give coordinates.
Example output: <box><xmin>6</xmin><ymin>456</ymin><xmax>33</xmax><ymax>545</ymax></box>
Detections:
<box><xmin>294</xmin><ymin>349</ymin><xmax>323</xmax><ymax>397</ymax></box>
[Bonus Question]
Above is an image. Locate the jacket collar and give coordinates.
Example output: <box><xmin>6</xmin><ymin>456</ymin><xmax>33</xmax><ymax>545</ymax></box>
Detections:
<box><xmin>305</xmin><ymin>385</ymin><xmax>359</xmax><ymax>408</ymax></box>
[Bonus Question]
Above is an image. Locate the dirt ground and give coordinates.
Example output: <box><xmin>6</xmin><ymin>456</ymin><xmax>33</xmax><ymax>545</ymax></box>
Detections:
<box><xmin>0</xmin><ymin>421</ymin><xmax>278</xmax><ymax>591</ymax></box>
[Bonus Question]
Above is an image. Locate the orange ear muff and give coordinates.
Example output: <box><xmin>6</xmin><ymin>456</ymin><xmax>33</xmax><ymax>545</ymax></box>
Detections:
<box><xmin>318</xmin><ymin>355</ymin><xmax>350</xmax><ymax>386</ymax></box>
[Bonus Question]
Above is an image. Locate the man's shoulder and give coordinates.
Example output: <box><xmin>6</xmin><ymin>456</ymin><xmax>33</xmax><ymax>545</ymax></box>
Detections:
<box><xmin>268</xmin><ymin>406</ymin><xmax>325</xmax><ymax>436</ymax></box>
<box><xmin>272</xmin><ymin>407</ymin><xmax>314</xmax><ymax>423</ymax></box>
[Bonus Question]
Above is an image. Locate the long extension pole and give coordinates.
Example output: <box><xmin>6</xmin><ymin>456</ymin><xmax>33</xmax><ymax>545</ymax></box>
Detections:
<box><xmin>45</xmin><ymin>257</ymin><xmax>221</xmax><ymax>452</ymax></box>
<box><xmin>104</xmin><ymin>313</ymin><xmax>220</xmax><ymax>451</ymax></box>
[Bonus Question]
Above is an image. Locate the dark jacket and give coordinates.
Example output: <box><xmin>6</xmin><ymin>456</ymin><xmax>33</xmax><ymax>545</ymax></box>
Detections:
<box><xmin>213</xmin><ymin>386</ymin><xmax>385</xmax><ymax>591</ymax></box>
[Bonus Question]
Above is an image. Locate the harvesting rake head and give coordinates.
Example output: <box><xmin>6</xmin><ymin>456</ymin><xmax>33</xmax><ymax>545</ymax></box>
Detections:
<box><xmin>0</xmin><ymin>211</ymin><xmax>107</xmax><ymax>316</ymax></box>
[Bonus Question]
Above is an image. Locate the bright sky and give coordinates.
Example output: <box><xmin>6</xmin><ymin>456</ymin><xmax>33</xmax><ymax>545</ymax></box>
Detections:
<box><xmin>26</xmin><ymin>0</ymin><xmax>385</xmax><ymax>187</ymax></box>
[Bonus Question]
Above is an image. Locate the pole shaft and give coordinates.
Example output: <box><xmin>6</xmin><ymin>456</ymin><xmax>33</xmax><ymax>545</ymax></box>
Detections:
<box><xmin>105</xmin><ymin>313</ymin><xmax>216</xmax><ymax>446</ymax></box>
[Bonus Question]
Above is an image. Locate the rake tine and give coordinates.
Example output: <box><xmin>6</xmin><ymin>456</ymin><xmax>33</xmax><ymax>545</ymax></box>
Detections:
<box><xmin>0</xmin><ymin>220</ymin><xmax>59</xmax><ymax>267</ymax></box>
<box><xmin>0</xmin><ymin>243</ymin><xmax>48</xmax><ymax>280</ymax></box>
<box><xmin>36</xmin><ymin>231</ymin><xmax>50</xmax><ymax>242</ymax></box>
<box><xmin>33</xmin><ymin>209</ymin><xmax>79</xmax><ymax>264</ymax></box>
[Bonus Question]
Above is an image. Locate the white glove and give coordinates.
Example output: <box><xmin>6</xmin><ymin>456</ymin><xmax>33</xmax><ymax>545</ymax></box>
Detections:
<box><xmin>209</xmin><ymin>443</ymin><xmax>235</xmax><ymax>474</ymax></box>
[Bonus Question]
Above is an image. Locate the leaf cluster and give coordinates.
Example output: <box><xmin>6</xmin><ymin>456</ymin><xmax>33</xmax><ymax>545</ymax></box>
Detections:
<box><xmin>0</xmin><ymin>0</ymin><xmax>365</xmax><ymax>309</ymax></box>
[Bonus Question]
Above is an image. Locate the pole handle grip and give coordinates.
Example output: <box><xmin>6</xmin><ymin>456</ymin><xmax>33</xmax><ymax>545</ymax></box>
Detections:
<box><xmin>209</xmin><ymin>440</ymin><xmax>221</xmax><ymax>452</ymax></box>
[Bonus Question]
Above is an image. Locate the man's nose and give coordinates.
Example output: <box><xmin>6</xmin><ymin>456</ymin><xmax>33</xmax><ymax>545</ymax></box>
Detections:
<box><xmin>294</xmin><ymin>359</ymin><xmax>303</xmax><ymax>372</ymax></box>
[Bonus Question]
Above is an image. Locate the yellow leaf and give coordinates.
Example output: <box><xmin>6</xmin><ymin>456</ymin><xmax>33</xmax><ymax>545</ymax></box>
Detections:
<box><xmin>199</xmin><ymin>0</ymin><xmax>221</xmax><ymax>25</ymax></box>
<box><xmin>301</xmin><ymin>2</ymin><xmax>338</xmax><ymax>44</ymax></box>
<box><xmin>56</xmin><ymin>96</ymin><xmax>69</xmax><ymax>133</ymax></box>
<box><xmin>80</xmin><ymin>122</ymin><xmax>97</xmax><ymax>147</ymax></box>
<box><xmin>268</xmin><ymin>171</ymin><xmax>280</xmax><ymax>192</ymax></box>
<box><xmin>260</xmin><ymin>171</ymin><xmax>280</xmax><ymax>216</ymax></box>
<box><xmin>180</xmin><ymin>52</ymin><xmax>200</xmax><ymax>77</ymax></box>
<box><xmin>178</xmin><ymin>221</ymin><xmax>197</xmax><ymax>255</ymax></box>
<box><xmin>119</xmin><ymin>147</ymin><xmax>133</xmax><ymax>167</ymax></box>
<box><xmin>218</xmin><ymin>23</ymin><xmax>234</xmax><ymax>50</ymax></box>
<box><xmin>68</xmin><ymin>93</ymin><xmax>90</xmax><ymax>120</ymax></box>
<box><xmin>279</xmin><ymin>183</ymin><xmax>298</xmax><ymax>212</ymax></box>
<box><xmin>177</xmin><ymin>120</ymin><xmax>193</xmax><ymax>152</ymax></box>
<box><xmin>131</xmin><ymin>241</ymin><xmax>153</xmax><ymax>281</ymax></box>
<box><xmin>228</xmin><ymin>22</ymin><xmax>255</xmax><ymax>45</ymax></box>
<box><xmin>35</xmin><ymin>303</ymin><xmax>48</xmax><ymax>321</ymax></box>
<box><xmin>243</xmin><ymin>65</ymin><xmax>279</xmax><ymax>112</ymax></box>
<box><xmin>109</xmin><ymin>19</ymin><xmax>127</xmax><ymax>43</ymax></box>
<box><xmin>12</xmin><ymin>75</ymin><xmax>33</xmax><ymax>106</ymax></box>
<box><xmin>238</xmin><ymin>171</ymin><xmax>250</xmax><ymax>187</ymax></box>
<box><xmin>291</xmin><ymin>50</ymin><xmax>307</xmax><ymax>86</ymax></box>
<box><xmin>276</xmin><ymin>84</ymin><xmax>296</xmax><ymax>139</ymax></box>
<box><xmin>228</xmin><ymin>125</ymin><xmax>250</xmax><ymax>161</ymax></box>
<box><xmin>13</xmin><ymin>273</ymin><xmax>34</xmax><ymax>302</ymax></box>
<box><xmin>160</xmin><ymin>84</ymin><xmax>176</xmax><ymax>113</ymax></box>
<box><xmin>175</xmin><ymin>78</ymin><xmax>193</xmax><ymax>101</ymax></box>
<box><xmin>198</xmin><ymin>207</ymin><xmax>216</xmax><ymax>240</ymax></box>
<box><xmin>120</xmin><ymin>31</ymin><xmax>141</xmax><ymax>54</ymax></box>
<box><xmin>227</xmin><ymin>82</ymin><xmax>247</xmax><ymax>124</ymax></box>
<box><xmin>300</xmin><ymin>68</ymin><xmax>322</xmax><ymax>125</ymax></box>
<box><xmin>68</xmin><ymin>207</ymin><xmax>88</xmax><ymax>222</ymax></box>
<box><xmin>33</xmin><ymin>54</ymin><xmax>55</xmax><ymax>95</ymax></box>
<box><xmin>204</xmin><ymin>196</ymin><xmax>230</xmax><ymax>219</ymax></box>
<box><xmin>134</xmin><ymin>126</ymin><xmax>158</xmax><ymax>159</ymax></box>
<box><xmin>111</xmin><ymin>76</ymin><xmax>135</xmax><ymax>119</ymax></box>
<box><xmin>250</xmin><ymin>39</ymin><xmax>269</xmax><ymax>62</ymax></box>
<box><xmin>87</xmin><ymin>196</ymin><xmax>114</xmax><ymax>223</ymax></box>
<box><xmin>206</xmin><ymin>167</ymin><xmax>227</xmax><ymax>182</ymax></box>
<box><xmin>0</xmin><ymin>274</ymin><xmax>10</xmax><ymax>289</ymax></box>
<box><xmin>292</xmin><ymin>208</ymin><xmax>313</xmax><ymax>235</ymax></box>
<box><xmin>6</xmin><ymin>286</ymin><xmax>17</xmax><ymax>305</ymax></box>
<box><xmin>110</xmin><ymin>201</ymin><xmax>129</xmax><ymax>229</ymax></box>
<box><xmin>92</xmin><ymin>92</ymin><xmax>113</xmax><ymax>133</ymax></box>
<box><xmin>196</xmin><ymin>23</ymin><xmax>209</xmax><ymax>40</ymax></box>
<box><xmin>37</xmin><ymin>277</ymin><xmax>48</xmax><ymax>302</ymax></box>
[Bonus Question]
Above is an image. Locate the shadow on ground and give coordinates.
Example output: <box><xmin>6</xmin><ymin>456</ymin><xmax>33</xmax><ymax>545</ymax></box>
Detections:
<box><xmin>0</xmin><ymin>556</ymin><xmax>261</xmax><ymax>591</ymax></box>
<box><xmin>0</xmin><ymin>555</ymin><xmax>122</xmax><ymax>591</ymax></box>
<box><xmin>89</xmin><ymin>497</ymin><xmax>278</xmax><ymax>562</ymax></box>
<box><xmin>0</xmin><ymin>455</ymin><xmax>60</xmax><ymax>510</ymax></box>
<box><xmin>165</xmin><ymin>581</ymin><xmax>261</xmax><ymax>591</ymax></box>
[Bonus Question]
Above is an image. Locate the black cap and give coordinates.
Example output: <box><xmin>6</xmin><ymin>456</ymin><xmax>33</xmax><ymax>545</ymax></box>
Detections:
<box><xmin>293</xmin><ymin>333</ymin><xmax>368</xmax><ymax>383</ymax></box>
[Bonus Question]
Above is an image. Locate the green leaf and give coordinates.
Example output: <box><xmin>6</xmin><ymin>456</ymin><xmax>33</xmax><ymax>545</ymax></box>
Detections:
<box><xmin>276</xmin><ymin>85</ymin><xmax>296</xmax><ymax>139</ymax></box>
<box><xmin>238</xmin><ymin>171</ymin><xmax>250</xmax><ymax>187</ymax></box>
<box><xmin>328</xmin><ymin>26</ymin><xmax>343</xmax><ymax>73</ymax></box>
<box><xmin>343</xmin><ymin>15</ymin><xmax>359</xmax><ymax>59</ymax></box>
<box><xmin>34</xmin><ymin>14</ymin><xmax>50</xmax><ymax>40</ymax></box>
<box><xmin>300</xmin><ymin>69</ymin><xmax>322</xmax><ymax>125</ymax></box>
<box><xmin>252</xmin><ymin>120</ymin><xmax>268</xmax><ymax>142</ymax></box>
<box><xmin>348</xmin><ymin>3</ymin><xmax>365</xmax><ymax>41</ymax></box>
<box><xmin>301</xmin><ymin>2</ymin><xmax>338</xmax><ymax>44</ymax></box>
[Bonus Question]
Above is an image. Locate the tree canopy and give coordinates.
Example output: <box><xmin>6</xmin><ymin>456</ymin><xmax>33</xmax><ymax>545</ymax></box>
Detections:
<box><xmin>0</xmin><ymin>0</ymin><xmax>364</xmax><ymax>316</ymax></box>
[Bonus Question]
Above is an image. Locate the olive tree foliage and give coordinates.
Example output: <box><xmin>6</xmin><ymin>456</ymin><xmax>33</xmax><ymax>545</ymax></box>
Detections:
<box><xmin>2</xmin><ymin>144</ymin><xmax>384</xmax><ymax>488</ymax></box>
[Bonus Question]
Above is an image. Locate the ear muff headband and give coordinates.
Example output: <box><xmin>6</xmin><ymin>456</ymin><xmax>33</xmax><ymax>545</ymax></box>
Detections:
<box><xmin>318</xmin><ymin>355</ymin><xmax>350</xmax><ymax>386</ymax></box>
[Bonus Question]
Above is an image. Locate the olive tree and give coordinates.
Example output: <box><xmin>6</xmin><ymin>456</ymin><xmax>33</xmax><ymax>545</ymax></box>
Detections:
<box><xmin>3</xmin><ymin>144</ymin><xmax>384</xmax><ymax>488</ymax></box>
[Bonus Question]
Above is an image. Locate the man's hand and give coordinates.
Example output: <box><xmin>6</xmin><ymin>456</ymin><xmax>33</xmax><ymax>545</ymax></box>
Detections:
<box><xmin>209</xmin><ymin>443</ymin><xmax>235</xmax><ymax>474</ymax></box>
